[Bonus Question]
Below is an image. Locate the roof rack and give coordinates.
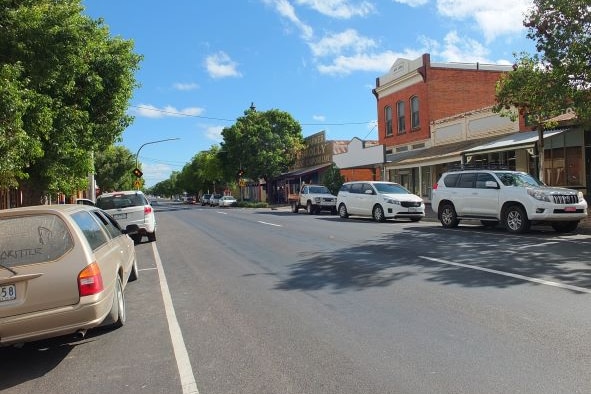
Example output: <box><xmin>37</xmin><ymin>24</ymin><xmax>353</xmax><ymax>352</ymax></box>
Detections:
<box><xmin>447</xmin><ymin>163</ymin><xmax>512</xmax><ymax>172</ymax></box>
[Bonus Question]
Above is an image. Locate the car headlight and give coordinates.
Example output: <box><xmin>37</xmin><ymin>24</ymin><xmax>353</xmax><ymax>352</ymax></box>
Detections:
<box><xmin>578</xmin><ymin>191</ymin><xmax>586</xmax><ymax>203</ymax></box>
<box><xmin>384</xmin><ymin>198</ymin><xmax>401</xmax><ymax>205</ymax></box>
<box><xmin>313</xmin><ymin>197</ymin><xmax>321</xmax><ymax>203</ymax></box>
<box><xmin>527</xmin><ymin>188</ymin><xmax>551</xmax><ymax>202</ymax></box>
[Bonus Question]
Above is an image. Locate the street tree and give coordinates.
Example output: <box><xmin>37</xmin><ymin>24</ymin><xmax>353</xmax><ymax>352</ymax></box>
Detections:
<box><xmin>0</xmin><ymin>0</ymin><xmax>142</xmax><ymax>205</ymax></box>
<box><xmin>525</xmin><ymin>0</ymin><xmax>591</xmax><ymax>121</ymax></box>
<box><xmin>494</xmin><ymin>54</ymin><xmax>572</xmax><ymax>182</ymax></box>
<box><xmin>321</xmin><ymin>164</ymin><xmax>345</xmax><ymax>196</ymax></box>
<box><xmin>94</xmin><ymin>145</ymin><xmax>136</xmax><ymax>192</ymax></box>
<box><xmin>220</xmin><ymin>105</ymin><xmax>304</xmax><ymax>201</ymax></box>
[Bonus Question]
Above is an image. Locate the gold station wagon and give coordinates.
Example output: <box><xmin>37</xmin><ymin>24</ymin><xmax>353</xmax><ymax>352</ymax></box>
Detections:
<box><xmin>0</xmin><ymin>204</ymin><xmax>139</xmax><ymax>346</ymax></box>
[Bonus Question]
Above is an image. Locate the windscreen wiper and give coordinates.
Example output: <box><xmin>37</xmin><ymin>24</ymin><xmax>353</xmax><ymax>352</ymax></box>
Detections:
<box><xmin>0</xmin><ymin>263</ymin><xmax>17</xmax><ymax>276</ymax></box>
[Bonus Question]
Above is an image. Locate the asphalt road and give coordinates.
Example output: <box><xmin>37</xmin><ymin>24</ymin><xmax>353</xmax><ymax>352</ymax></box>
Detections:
<box><xmin>2</xmin><ymin>200</ymin><xmax>590</xmax><ymax>394</ymax></box>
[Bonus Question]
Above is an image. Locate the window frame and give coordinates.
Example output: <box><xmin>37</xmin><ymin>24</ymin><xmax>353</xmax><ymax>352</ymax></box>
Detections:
<box><xmin>410</xmin><ymin>96</ymin><xmax>420</xmax><ymax>129</ymax></box>
<box><xmin>396</xmin><ymin>101</ymin><xmax>405</xmax><ymax>134</ymax></box>
<box><xmin>385</xmin><ymin>106</ymin><xmax>393</xmax><ymax>136</ymax></box>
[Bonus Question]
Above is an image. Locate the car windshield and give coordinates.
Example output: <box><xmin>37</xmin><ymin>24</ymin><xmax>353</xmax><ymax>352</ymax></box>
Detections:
<box><xmin>374</xmin><ymin>183</ymin><xmax>410</xmax><ymax>194</ymax></box>
<box><xmin>495</xmin><ymin>172</ymin><xmax>544</xmax><ymax>187</ymax></box>
<box><xmin>309</xmin><ymin>186</ymin><xmax>331</xmax><ymax>194</ymax></box>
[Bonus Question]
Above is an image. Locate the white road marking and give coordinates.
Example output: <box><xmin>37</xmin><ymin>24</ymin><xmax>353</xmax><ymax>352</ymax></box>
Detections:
<box><xmin>419</xmin><ymin>255</ymin><xmax>591</xmax><ymax>294</ymax></box>
<box><xmin>514</xmin><ymin>241</ymin><xmax>559</xmax><ymax>250</ymax></box>
<box><xmin>257</xmin><ymin>220</ymin><xmax>282</xmax><ymax>227</ymax></box>
<box><xmin>152</xmin><ymin>242</ymin><xmax>200</xmax><ymax>394</ymax></box>
<box><xmin>216</xmin><ymin>211</ymin><xmax>228</xmax><ymax>215</ymax></box>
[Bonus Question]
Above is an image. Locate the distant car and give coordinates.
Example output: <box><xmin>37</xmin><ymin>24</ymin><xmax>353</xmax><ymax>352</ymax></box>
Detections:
<box><xmin>200</xmin><ymin>194</ymin><xmax>212</xmax><ymax>206</ymax></box>
<box><xmin>218</xmin><ymin>195</ymin><xmax>237</xmax><ymax>207</ymax></box>
<box><xmin>209</xmin><ymin>194</ymin><xmax>222</xmax><ymax>206</ymax></box>
<box><xmin>336</xmin><ymin>181</ymin><xmax>425</xmax><ymax>222</ymax></box>
<box><xmin>95</xmin><ymin>190</ymin><xmax>157</xmax><ymax>243</ymax></box>
<box><xmin>0</xmin><ymin>204</ymin><xmax>139</xmax><ymax>346</ymax></box>
<box><xmin>184</xmin><ymin>197</ymin><xmax>195</xmax><ymax>204</ymax></box>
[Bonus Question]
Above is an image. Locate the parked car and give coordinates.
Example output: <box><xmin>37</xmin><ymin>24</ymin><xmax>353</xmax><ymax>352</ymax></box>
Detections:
<box><xmin>431</xmin><ymin>168</ymin><xmax>588</xmax><ymax>233</ymax></box>
<box><xmin>95</xmin><ymin>190</ymin><xmax>157</xmax><ymax>243</ymax></box>
<box><xmin>0</xmin><ymin>204</ymin><xmax>139</xmax><ymax>346</ymax></box>
<box><xmin>219</xmin><ymin>195</ymin><xmax>237</xmax><ymax>207</ymax></box>
<box><xmin>200</xmin><ymin>194</ymin><xmax>212</xmax><ymax>206</ymax></box>
<box><xmin>290</xmin><ymin>184</ymin><xmax>337</xmax><ymax>214</ymax></box>
<box><xmin>75</xmin><ymin>198</ymin><xmax>95</xmax><ymax>206</ymax></box>
<box><xmin>209</xmin><ymin>194</ymin><xmax>222</xmax><ymax>206</ymax></box>
<box><xmin>336</xmin><ymin>181</ymin><xmax>425</xmax><ymax>222</ymax></box>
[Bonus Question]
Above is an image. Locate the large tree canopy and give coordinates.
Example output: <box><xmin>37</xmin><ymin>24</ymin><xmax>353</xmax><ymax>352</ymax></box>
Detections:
<box><xmin>94</xmin><ymin>145</ymin><xmax>136</xmax><ymax>192</ymax></box>
<box><xmin>525</xmin><ymin>0</ymin><xmax>591</xmax><ymax>121</ymax></box>
<box><xmin>220</xmin><ymin>106</ymin><xmax>304</xmax><ymax>183</ymax></box>
<box><xmin>0</xmin><ymin>0</ymin><xmax>142</xmax><ymax>204</ymax></box>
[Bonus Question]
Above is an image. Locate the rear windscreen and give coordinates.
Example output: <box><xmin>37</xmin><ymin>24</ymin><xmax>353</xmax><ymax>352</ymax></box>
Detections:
<box><xmin>96</xmin><ymin>194</ymin><xmax>145</xmax><ymax>210</ymax></box>
<box><xmin>0</xmin><ymin>214</ymin><xmax>74</xmax><ymax>268</ymax></box>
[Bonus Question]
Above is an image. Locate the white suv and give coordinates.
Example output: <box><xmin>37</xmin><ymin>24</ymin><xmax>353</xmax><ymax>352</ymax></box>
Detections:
<box><xmin>336</xmin><ymin>181</ymin><xmax>425</xmax><ymax>222</ymax></box>
<box><xmin>431</xmin><ymin>169</ymin><xmax>588</xmax><ymax>233</ymax></box>
<box><xmin>95</xmin><ymin>190</ymin><xmax>157</xmax><ymax>243</ymax></box>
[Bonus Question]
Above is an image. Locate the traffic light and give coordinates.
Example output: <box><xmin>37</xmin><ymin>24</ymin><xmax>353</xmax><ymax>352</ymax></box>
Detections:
<box><xmin>132</xmin><ymin>168</ymin><xmax>143</xmax><ymax>178</ymax></box>
<box><xmin>236</xmin><ymin>169</ymin><xmax>244</xmax><ymax>178</ymax></box>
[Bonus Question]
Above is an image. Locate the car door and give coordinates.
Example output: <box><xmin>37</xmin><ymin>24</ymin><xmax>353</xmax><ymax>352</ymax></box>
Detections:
<box><xmin>454</xmin><ymin>173</ymin><xmax>477</xmax><ymax>215</ymax></box>
<box><xmin>358</xmin><ymin>183</ymin><xmax>376</xmax><ymax>216</ymax></box>
<box><xmin>348</xmin><ymin>183</ymin><xmax>364</xmax><ymax>214</ymax></box>
<box><xmin>470</xmin><ymin>172</ymin><xmax>500</xmax><ymax>217</ymax></box>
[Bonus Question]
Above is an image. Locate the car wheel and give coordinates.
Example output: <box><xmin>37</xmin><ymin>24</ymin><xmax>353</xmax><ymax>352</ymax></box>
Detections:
<box><xmin>338</xmin><ymin>203</ymin><xmax>349</xmax><ymax>219</ymax></box>
<box><xmin>128</xmin><ymin>257</ymin><xmax>139</xmax><ymax>282</ymax></box>
<box><xmin>551</xmin><ymin>221</ymin><xmax>579</xmax><ymax>233</ymax></box>
<box><xmin>481</xmin><ymin>220</ymin><xmax>499</xmax><ymax>228</ymax></box>
<box><xmin>503</xmin><ymin>205</ymin><xmax>530</xmax><ymax>234</ymax></box>
<box><xmin>107</xmin><ymin>277</ymin><xmax>126</xmax><ymax>328</ymax></box>
<box><xmin>440</xmin><ymin>203</ymin><xmax>459</xmax><ymax>228</ymax></box>
<box><xmin>373</xmin><ymin>205</ymin><xmax>386</xmax><ymax>222</ymax></box>
<box><xmin>307</xmin><ymin>201</ymin><xmax>314</xmax><ymax>215</ymax></box>
<box><xmin>147</xmin><ymin>231</ymin><xmax>156</xmax><ymax>242</ymax></box>
<box><xmin>291</xmin><ymin>202</ymin><xmax>299</xmax><ymax>213</ymax></box>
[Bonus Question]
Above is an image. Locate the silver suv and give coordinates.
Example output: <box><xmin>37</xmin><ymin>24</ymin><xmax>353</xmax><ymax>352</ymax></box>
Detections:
<box><xmin>431</xmin><ymin>169</ymin><xmax>588</xmax><ymax>233</ymax></box>
<box><xmin>95</xmin><ymin>190</ymin><xmax>157</xmax><ymax>243</ymax></box>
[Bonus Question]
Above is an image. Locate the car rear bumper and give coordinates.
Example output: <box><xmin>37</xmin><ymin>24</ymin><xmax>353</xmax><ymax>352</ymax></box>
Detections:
<box><xmin>0</xmin><ymin>290</ymin><xmax>113</xmax><ymax>346</ymax></box>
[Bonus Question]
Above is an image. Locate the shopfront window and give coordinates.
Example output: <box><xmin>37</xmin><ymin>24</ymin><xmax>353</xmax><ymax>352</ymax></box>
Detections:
<box><xmin>544</xmin><ymin>146</ymin><xmax>582</xmax><ymax>186</ymax></box>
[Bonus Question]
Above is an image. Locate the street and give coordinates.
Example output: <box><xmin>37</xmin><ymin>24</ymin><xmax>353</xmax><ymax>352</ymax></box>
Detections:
<box><xmin>2</xmin><ymin>200</ymin><xmax>591</xmax><ymax>394</ymax></box>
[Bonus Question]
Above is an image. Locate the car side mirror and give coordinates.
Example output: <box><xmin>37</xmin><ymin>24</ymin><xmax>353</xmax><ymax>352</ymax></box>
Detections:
<box><xmin>123</xmin><ymin>224</ymin><xmax>140</xmax><ymax>235</ymax></box>
<box><xmin>485</xmin><ymin>180</ymin><xmax>499</xmax><ymax>189</ymax></box>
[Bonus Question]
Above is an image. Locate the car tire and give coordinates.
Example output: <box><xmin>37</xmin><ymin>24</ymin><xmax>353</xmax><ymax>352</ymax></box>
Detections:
<box><xmin>291</xmin><ymin>202</ymin><xmax>299</xmax><ymax>213</ymax></box>
<box><xmin>551</xmin><ymin>221</ymin><xmax>579</xmax><ymax>233</ymax></box>
<box><xmin>128</xmin><ymin>257</ymin><xmax>139</xmax><ymax>282</ymax></box>
<box><xmin>503</xmin><ymin>205</ymin><xmax>530</xmax><ymax>234</ymax></box>
<box><xmin>373</xmin><ymin>205</ymin><xmax>386</xmax><ymax>222</ymax></box>
<box><xmin>107</xmin><ymin>276</ymin><xmax>126</xmax><ymax>328</ymax></box>
<box><xmin>338</xmin><ymin>203</ymin><xmax>349</xmax><ymax>219</ymax></box>
<box><xmin>440</xmin><ymin>203</ymin><xmax>459</xmax><ymax>228</ymax></box>
<box><xmin>147</xmin><ymin>231</ymin><xmax>156</xmax><ymax>242</ymax></box>
<box><xmin>307</xmin><ymin>201</ymin><xmax>314</xmax><ymax>215</ymax></box>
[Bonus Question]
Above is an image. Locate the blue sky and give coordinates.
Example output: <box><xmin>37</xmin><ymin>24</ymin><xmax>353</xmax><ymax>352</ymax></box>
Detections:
<box><xmin>82</xmin><ymin>0</ymin><xmax>536</xmax><ymax>187</ymax></box>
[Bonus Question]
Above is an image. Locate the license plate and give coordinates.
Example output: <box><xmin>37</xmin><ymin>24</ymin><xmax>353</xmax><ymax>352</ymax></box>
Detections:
<box><xmin>113</xmin><ymin>213</ymin><xmax>127</xmax><ymax>219</ymax></box>
<box><xmin>0</xmin><ymin>284</ymin><xmax>16</xmax><ymax>302</ymax></box>
<box><xmin>409</xmin><ymin>207</ymin><xmax>417</xmax><ymax>212</ymax></box>
<box><xmin>564</xmin><ymin>206</ymin><xmax>576</xmax><ymax>212</ymax></box>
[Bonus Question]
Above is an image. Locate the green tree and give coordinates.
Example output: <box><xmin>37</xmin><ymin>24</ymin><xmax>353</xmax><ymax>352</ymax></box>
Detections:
<box><xmin>220</xmin><ymin>106</ymin><xmax>304</xmax><ymax>201</ymax></box>
<box><xmin>94</xmin><ymin>145</ymin><xmax>136</xmax><ymax>192</ymax></box>
<box><xmin>494</xmin><ymin>54</ymin><xmax>572</xmax><ymax>182</ymax></box>
<box><xmin>0</xmin><ymin>0</ymin><xmax>142</xmax><ymax>204</ymax></box>
<box><xmin>525</xmin><ymin>0</ymin><xmax>591</xmax><ymax>121</ymax></box>
<box><xmin>321</xmin><ymin>164</ymin><xmax>345</xmax><ymax>196</ymax></box>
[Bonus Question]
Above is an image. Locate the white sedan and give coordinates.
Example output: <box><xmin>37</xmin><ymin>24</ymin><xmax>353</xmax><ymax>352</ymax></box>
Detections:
<box><xmin>218</xmin><ymin>195</ymin><xmax>237</xmax><ymax>207</ymax></box>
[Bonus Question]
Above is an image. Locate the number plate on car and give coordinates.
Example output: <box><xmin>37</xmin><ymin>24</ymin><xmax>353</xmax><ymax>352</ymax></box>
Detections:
<box><xmin>113</xmin><ymin>213</ymin><xmax>127</xmax><ymax>219</ymax></box>
<box><xmin>564</xmin><ymin>206</ymin><xmax>576</xmax><ymax>212</ymax></box>
<box><xmin>0</xmin><ymin>284</ymin><xmax>16</xmax><ymax>302</ymax></box>
<box><xmin>409</xmin><ymin>207</ymin><xmax>417</xmax><ymax>212</ymax></box>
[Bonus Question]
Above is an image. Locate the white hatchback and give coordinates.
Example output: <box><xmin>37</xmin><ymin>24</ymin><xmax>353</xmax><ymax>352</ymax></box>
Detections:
<box><xmin>336</xmin><ymin>181</ymin><xmax>425</xmax><ymax>222</ymax></box>
<box><xmin>95</xmin><ymin>191</ymin><xmax>157</xmax><ymax>243</ymax></box>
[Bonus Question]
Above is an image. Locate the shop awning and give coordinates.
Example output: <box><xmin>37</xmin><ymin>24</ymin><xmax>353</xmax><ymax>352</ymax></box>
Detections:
<box><xmin>463</xmin><ymin>129</ymin><xmax>567</xmax><ymax>155</ymax></box>
<box><xmin>281</xmin><ymin>163</ymin><xmax>332</xmax><ymax>180</ymax></box>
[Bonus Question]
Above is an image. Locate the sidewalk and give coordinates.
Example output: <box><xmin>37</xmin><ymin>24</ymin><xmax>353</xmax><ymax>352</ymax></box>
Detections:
<box><xmin>424</xmin><ymin>203</ymin><xmax>591</xmax><ymax>234</ymax></box>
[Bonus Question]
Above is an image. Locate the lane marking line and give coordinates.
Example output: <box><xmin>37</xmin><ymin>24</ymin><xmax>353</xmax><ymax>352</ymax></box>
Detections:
<box><xmin>419</xmin><ymin>256</ymin><xmax>591</xmax><ymax>294</ymax></box>
<box><xmin>257</xmin><ymin>220</ymin><xmax>282</xmax><ymax>227</ymax></box>
<box><xmin>152</xmin><ymin>242</ymin><xmax>200</xmax><ymax>394</ymax></box>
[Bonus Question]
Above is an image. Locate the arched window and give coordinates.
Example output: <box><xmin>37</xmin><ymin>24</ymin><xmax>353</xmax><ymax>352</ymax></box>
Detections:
<box><xmin>385</xmin><ymin>106</ymin><xmax>393</xmax><ymax>136</ymax></box>
<box><xmin>411</xmin><ymin>96</ymin><xmax>420</xmax><ymax>129</ymax></box>
<box><xmin>397</xmin><ymin>101</ymin><xmax>405</xmax><ymax>133</ymax></box>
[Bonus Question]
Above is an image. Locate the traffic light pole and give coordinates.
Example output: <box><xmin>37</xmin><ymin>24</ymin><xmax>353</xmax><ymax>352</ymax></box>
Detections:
<box><xmin>134</xmin><ymin>138</ymin><xmax>180</xmax><ymax>189</ymax></box>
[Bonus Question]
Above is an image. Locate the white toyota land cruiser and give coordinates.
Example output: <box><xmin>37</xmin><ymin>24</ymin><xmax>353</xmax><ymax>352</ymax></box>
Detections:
<box><xmin>290</xmin><ymin>184</ymin><xmax>337</xmax><ymax>215</ymax></box>
<box><xmin>431</xmin><ymin>168</ymin><xmax>588</xmax><ymax>234</ymax></box>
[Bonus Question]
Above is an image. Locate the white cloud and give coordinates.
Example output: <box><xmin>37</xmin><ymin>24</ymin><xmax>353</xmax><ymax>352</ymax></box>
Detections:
<box><xmin>436</xmin><ymin>0</ymin><xmax>531</xmax><ymax>41</ymax></box>
<box><xmin>135</xmin><ymin>104</ymin><xmax>205</xmax><ymax>118</ymax></box>
<box><xmin>295</xmin><ymin>0</ymin><xmax>375</xmax><ymax>18</ymax></box>
<box><xmin>312</xmin><ymin>114</ymin><xmax>326</xmax><ymax>121</ymax></box>
<box><xmin>142</xmin><ymin>162</ymin><xmax>175</xmax><ymax>186</ymax></box>
<box><xmin>429</xmin><ymin>31</ymin><xmax>491</xmax><ymax>63</ymax></box>
<box><xmin>205</xmin><ymin>51</ymin><xmax>242</xmax><ymax>79</ymax></box>
<box><xmin>263</xmin><ymin>0</ymin><xmax>314</xmax><ymax>39</ymax></box>
<box><xmin>309</xmin><ymin>29</ymin><xmax>377</xmax><ymax>57</ymax></box>
<box><xmin>173</xmin><ymin>82</ymin><xmax>199</xmax><ymax>91</ymax></box>
<box><xmin>204</xmin><ymin>125</ymin><xmax>224</xmax><ymax>142</ymax></box>
<box><xmin>317</xmin><ymin>49</ymin><xmax>422</xmax><ymax>75</ymax></box>
<box><xmin>393</xmin><ymin>0</ymin><xmax>429</xmax><ymax>7</ymax></box>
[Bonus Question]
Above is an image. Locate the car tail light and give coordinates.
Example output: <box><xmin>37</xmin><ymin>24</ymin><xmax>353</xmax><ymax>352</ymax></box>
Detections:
<box><xmin>432</xmin><ymin>183</ymin><xmax>438</xmax><ymax>190</ymax></box>
<box><xmin>144</xmin><ymin>206</ymin><xmax>153</xmax><ymax>214</ymax></box>
<box><xmin>78</xmin><ymin>262</ymin><xmax>104</xmax><ymax>296</ymax></box>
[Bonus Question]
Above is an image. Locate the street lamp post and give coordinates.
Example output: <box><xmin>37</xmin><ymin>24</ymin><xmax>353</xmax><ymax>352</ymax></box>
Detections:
<box><xmin>135</xmin><ymin>138</ymin><xmax>180</xmax><ymax>189</ymax></box>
